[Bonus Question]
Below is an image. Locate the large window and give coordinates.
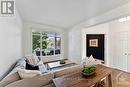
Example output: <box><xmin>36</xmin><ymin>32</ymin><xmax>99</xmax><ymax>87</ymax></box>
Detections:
<box><xmin>32</xmin><ymin>31</ymin><xmax>61</xmax><ymax>56</ymax></box>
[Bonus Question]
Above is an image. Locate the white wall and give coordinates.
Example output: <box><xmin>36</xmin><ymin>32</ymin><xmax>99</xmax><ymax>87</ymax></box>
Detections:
<box><xmin>68</xmin><ymin>28</ymin><xmax>82</xmax><ymax>64</ymax></box>
<box><xmin>109</xmin><ymin>18</ymin><xmax>130</xmax><ymax>68</ymax></box>
<box><xmin>23</xmin><ymin>22</ymin><xmax>68</xmax><ymax>62</ymax></box>
<box><xmin>82</xmin><ymin>23</ymin><xmax>110</xmax><ymax>65</ymax></box>
<box><xmin>0</xmin><ymin>10</ymin><xmax>23</xmax><ymax>79</ymax></box>
<box><xmin>68</xmin><ymin>2</ymin><xmax>130</xmax><ymax>64</ymax></box>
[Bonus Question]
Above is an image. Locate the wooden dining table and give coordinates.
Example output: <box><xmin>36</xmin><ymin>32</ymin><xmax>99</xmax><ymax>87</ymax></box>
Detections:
<box><xmin>53</xmin><ymin>64</ymin><xmax>113</xmax><ymax>87</ymax></box>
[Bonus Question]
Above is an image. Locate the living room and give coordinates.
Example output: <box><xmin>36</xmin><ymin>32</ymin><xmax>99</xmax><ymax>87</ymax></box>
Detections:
<box><xmin>0</xmin><ymin>0</ymin><xmax>130</xmax><ymax>87</ymax></box>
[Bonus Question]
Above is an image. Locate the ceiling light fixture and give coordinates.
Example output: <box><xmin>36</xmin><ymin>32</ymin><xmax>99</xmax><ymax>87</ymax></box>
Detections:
<box><xmin>118</xmin><ymin>16</ymin><xmax>130</xmax><ymax>22</ymax></box>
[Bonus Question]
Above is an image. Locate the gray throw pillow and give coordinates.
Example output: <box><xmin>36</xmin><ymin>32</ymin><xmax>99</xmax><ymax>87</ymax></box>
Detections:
<box><xmin>15</xmin><ymin>58</ymin><xmax>26</xmax><ymax>69</ymax></box>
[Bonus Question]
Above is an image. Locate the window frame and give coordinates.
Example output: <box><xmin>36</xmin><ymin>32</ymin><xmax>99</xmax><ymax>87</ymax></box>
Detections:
<box><xmin>32</xmin><ymin>31</ymin><xmax>61</xmax><ymax>57</ymax></box>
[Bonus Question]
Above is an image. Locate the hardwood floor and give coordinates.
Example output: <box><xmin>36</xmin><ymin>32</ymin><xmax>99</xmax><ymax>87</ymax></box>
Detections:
<box><xmin>92</xmin><ymin>68</ymin><xmax>130</xmax><ymax>87</ymax></box>
<box><xmin>111</xmin><ymin>69</ymin><xmax>130</xmax><ymax>87</ymax></box>
<box><xmin>95</xmin><ymin>68</ymin><xmax>130</xmax><ymax>87</ymax></box>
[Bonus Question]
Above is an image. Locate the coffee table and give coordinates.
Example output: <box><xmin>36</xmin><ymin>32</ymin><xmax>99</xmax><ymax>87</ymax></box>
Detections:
<box><xmin>47</xmin><ymin>60</ymin><xmax>76</xmax><ymax>70</ymax></box>
<box><xmin>53</xmin><ymin>64</ymin><xmax>112</xmax><ymax>87</ymax></box>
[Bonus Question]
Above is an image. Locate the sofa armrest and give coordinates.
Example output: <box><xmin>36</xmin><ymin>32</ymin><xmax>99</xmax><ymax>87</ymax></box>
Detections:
<box><xmin>0</xmin><ymin>72</ymin><xmax>20</xmax><ymax>87</ymax></box>
<box><xmin>5</xmin><ymin>72</ymin><xmax>54</xmax><ymax>87</ymax></box>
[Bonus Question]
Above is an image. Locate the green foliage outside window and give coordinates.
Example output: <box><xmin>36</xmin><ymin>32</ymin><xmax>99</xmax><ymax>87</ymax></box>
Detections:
<box><xmin>42</xmin><ymin>33</ymin><xmax>49</xmax><ymax>49</ymax></box>
<box><xmin>32</xmin><ymin>35</ymin><xmax>40</xmax><ymax>51</ymax></box>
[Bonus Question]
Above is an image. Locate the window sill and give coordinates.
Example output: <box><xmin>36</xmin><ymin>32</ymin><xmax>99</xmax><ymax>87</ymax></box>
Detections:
<box><xmin>37</xmin><ymin>54</ymin><xmax>61</xmax><ymax>58</ymax></box>
<box><xmin>39</xmin><ymin>54</ymin><xmax>65</xmax><ymax>63</ymax></box>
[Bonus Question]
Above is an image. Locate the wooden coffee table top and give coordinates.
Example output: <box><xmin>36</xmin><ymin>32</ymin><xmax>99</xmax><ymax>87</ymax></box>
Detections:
<box><xmin>53</xmin><ymin>64</ymin><xmax>112</xmax><ymax>87</ymax></box>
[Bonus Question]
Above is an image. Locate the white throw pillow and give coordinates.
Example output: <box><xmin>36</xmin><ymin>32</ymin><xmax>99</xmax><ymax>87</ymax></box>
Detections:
<box><xmin>88</xmin><ymin>55</ymin><xmax>95</xmax><ymax>62</ymax></box>
<box><xmin>25</xmin><ymin>54</ymin><xmax>39</xmax><ymax>65</ymax></box>
<box><xmin>37</xmin><ymin>60</ymin><xmax>43</xmax><ymax>66</ymax></box>
<box><xmin>17</xmin><ymin>68</ymin><xmax>41</xmax><ymax>79</ymax></box>
<box><xmin>85</xmin><ymin>55</ymin><xmax>96</xmax><ymax>66</ymax></box>
<box><xmin>86</xmin><ymin>55</ymin><xmax>102</xmax><ymax>66</ymax></box>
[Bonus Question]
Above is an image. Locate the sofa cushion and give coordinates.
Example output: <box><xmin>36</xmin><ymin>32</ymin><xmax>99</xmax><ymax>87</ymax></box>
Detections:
<box><xmin>5</xmin><ymin>72</ymin><xmax>54</xmax><ymax>87</ymax></box>
<box><xmin>0</xmin><ymin>72</ymin><xmax>20</xmax><ymax>87</ymax></box>
<box><xmin>54</xmin><ymin>65</ymin><xmax>83</xmax><ymax>78</ymax></box>
<box><xmin>17</xmin><ymin>68</ymin><xmax>41</xmax><ymax>79</ymax></box>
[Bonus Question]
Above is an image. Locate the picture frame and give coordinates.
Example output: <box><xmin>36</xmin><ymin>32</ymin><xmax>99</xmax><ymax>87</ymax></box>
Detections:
<box><xmin>89</xmin><ymin>39</ymin><xmax>98</xmax><ymax>47</ymax></box>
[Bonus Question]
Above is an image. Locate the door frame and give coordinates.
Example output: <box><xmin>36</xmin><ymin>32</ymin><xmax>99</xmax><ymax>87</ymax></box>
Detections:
<box><xmin>82</xmin><ymin>33</ymin><xmax>109</xmax><ymax>65</ymax></box>
<box><xmin>86</xmin><ymin>34</ymin><xmax>105</xmax><ymax>61</ymax></box>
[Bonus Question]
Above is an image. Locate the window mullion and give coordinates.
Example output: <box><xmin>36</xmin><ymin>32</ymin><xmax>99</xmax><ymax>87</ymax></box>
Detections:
<box><xmin>54</xmin><ymin>33</ymin><xmax>56</xmax><ymax>55</ymax></box>
<box><xmin>40</xmin><ymin>32</ymin><xmax>42</xmax><ymax>56</ymax></box>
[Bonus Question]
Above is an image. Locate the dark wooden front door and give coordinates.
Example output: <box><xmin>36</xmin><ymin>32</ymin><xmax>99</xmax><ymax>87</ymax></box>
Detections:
<box><xmin>86</xmin><ymin>34</ymin><xmax>104</xmax><ymax>61</ymax></box>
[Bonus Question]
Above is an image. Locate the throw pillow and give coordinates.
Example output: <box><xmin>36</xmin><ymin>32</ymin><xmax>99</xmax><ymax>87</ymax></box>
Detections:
<box><xmin>88</xmin><ymin>55</ymin><xmax>95</xmax><ymax>62</ymax></box>
<box><xmin>37</xmin><ymin>60</ymin><xmax>43</xmax><ymax>66</ymax></box>
<box><xmin>17</xmin><ymin>68</ymin><xmax>41</xmax><ymax>79</ymax></box>
<box><xmin>26</xmin><ymin>63</ymin><xmax>39</xmax><ymax>70</ymax></box>
<box><xmin>15</xmin><ymin>58</ymin><xmax>26</xmax><ymax>69</ymax></box>
<box><xmin>85</xmin><ymin>55</ymin><xmax>96</xmax><ymax>66</ymax></box>
<box><xmin>39</xmin><ymin>64</ymin><xmax>48</xmax><ymax>73</ymax></box>
<box><xmin>25</xmin><ymin>54</ymin><xmax>39</xmax><ymax>65</ymax></box>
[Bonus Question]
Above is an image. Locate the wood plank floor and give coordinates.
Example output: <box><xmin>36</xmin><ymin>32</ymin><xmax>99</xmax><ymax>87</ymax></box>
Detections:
<box><xmin>106</xmin><ymin>69</ymin><xmax>130</xmax><ymax>87</ymax></box>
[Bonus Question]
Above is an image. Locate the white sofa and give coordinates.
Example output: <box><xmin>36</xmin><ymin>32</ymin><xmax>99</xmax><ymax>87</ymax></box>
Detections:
<box><xmin>0</xmin><ymin>58</ymin><xmax>82</xmax><ymax>87</ymax></box>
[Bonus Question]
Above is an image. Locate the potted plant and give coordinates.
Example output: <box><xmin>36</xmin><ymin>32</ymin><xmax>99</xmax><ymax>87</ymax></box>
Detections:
<box><xmin>60</xmin><ymin>59</ymin><xmax>65</xmax><ymax>64</ymax></box>
<box><xmin>82</xmin><ymin>66</ymin><xmax>96</xmax><ymax>76</ymax></box>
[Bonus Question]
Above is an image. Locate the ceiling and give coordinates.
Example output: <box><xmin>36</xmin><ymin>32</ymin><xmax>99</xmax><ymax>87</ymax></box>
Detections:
<box><xmin>16</xmin><ymin>0</ymin><xmax>130</xmax><ymax>29</ymax></box>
